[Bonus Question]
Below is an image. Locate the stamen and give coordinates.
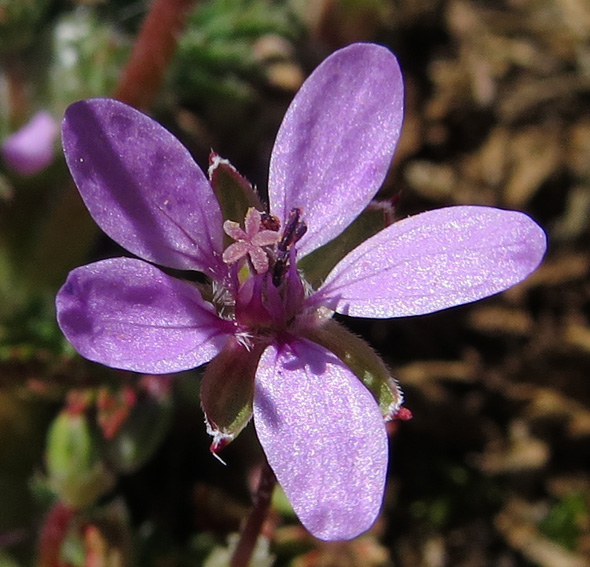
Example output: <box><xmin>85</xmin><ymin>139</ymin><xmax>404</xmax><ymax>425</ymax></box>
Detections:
<box><xmin>260</xmin><ymin>212</ymin><xmax>280</xmax><ymax>232</ymax></box>
<box><xmin>273</xmin><ymin>208</ymin><xmax>307</xmax><ymax>286</ymax></box>
<box><xmin>278</xmin><ymin>208</ymin><xmax>307</xmax><ymax>252</ymax></box>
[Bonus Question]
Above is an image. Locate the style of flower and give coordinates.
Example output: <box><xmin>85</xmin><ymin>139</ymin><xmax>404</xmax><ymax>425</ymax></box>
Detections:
<box><xmin>56</xmin><ymin>43</ymin><xmax>547</xmax><ymax>541</ymax></box>
<box><xmin>2</xmin><ymin>111</ymin><xmax>58</xmax><ymax>176</ymax></box>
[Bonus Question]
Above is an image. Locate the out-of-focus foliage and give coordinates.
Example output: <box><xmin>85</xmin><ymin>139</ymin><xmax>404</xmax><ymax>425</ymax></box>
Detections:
<box><xmin>0</xmin><ymin>0</ymin><xmax>52</xmax><ymax>52</ymax></box>
<box><xmin>175</xmin><ymin>0</ymin><xmax>302</xmax><ymax>105</ymax></box>
<box><xmin>49</xmin><ymin>9</ymin><xmax>130</xmax><ymax>107</ymax></box>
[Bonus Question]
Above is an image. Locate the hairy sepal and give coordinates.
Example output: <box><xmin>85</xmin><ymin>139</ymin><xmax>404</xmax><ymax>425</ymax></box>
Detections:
<box><xmin>303</xmin><ymin>318</ymin><xmax>403</xmax><ymax>420</ymax></box>
<box><xmin>208</xmin><ymin>152</ymin><xmax>263</xmax><ymax>248</ymax></box>
<box><xmin>200</xmin><ymin>336</ymin><xmax>263</xmax><ymax>452</ymax></box>
<box><xmin>298</xmin><ymin>199</ymin><xmax>395</xmax><ymax>289</ymax></box>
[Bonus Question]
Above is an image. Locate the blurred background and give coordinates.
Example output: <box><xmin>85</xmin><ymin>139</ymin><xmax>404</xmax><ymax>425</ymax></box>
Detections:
<box><xmin>0</xmin><ymin>0</ymin><xmax>588</xmax><ymax>565</ymax></box>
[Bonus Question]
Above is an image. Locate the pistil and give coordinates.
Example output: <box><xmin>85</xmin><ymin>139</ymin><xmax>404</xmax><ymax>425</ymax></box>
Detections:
<box><xmin>222</xmin><ymin>208</ymin><xmax>280</xmax><ymax>275</ymax></box>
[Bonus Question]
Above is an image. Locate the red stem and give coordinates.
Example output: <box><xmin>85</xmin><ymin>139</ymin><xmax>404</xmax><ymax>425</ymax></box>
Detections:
<box><xmin>114</xmin><ymin>0</ymin><xmax>197</xmax><ymax>109</ymax></box>
<box><xmin>230</xmin><ymin>461</ymin><xmax>277</xmax><ymax>567</ymax></box>
<box><xmin>37</xmin><ymin>502</ymin><xmax>75</xmax><ymax>567</ymax></box>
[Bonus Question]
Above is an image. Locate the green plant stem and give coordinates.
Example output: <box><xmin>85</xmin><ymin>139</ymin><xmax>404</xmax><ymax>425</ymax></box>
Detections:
<box><xmin>114</xmin><ymin>0</ymin><xmax>197</xmax><ymax>109</ymax></box>
<box><xmin>230</xmin><ymin>461</ymin><xmax>277</xmax><ymax>567</ymax></box>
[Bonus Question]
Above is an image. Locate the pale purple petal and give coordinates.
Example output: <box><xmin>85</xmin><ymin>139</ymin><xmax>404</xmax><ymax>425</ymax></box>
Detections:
<box><xmin>268</xmin><ymin>43</ymin><xmax>403</xmax><ymax>257</ymax></box>
<box><xmin>315</xmin><ymin>206</ymin><xmax>547</xmax><ymax>318</ymax></box>
<box><xmin>2</xmin><ymin>111</ymin><xmax>58</xmax><ymax>176</ymax></box>
<box><xmin>222</xmin><ymin>240</ymin><xmax>250</xmax><ymax>264</ymax></box>
<box><xmin>56</xmin><ymin>257</ymin><xmax>233</xmax><ymax>373</ymax></box>
<box><xmin>223</xmin><ymin>219</ymin><xmax>246</xmax><ymax>241</ymax></box>
<box><xmin>62</xmin><ymin>99</ymin><xmax>224</xmax><ymax>275</ymax></box>
<box><xmin>244</xmin><ymin>207</ymin><xmax>262</xmax><ymax>237</ymax></box>
<box><xmin>253</xmin><ymin>339</ymin><xmax>388</xmax><ymax>541</ymax></box>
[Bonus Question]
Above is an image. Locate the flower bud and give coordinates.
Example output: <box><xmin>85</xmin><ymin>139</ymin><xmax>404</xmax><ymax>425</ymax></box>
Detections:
<box><xmin>45</xmin><ymin>409</ymin><xmax>114</xmax><ymax>510</ymax></box>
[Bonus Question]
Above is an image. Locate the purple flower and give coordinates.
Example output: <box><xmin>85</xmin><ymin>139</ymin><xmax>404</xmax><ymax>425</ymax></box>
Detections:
<box><xmin>2</xmin><ymin>111</ymin><xmax>58</xmax><ymax>176</ymax></box>
<box><xmin>56</xmin><ymin>43</ymin><xmax>546</xmax><ymax>540</ymax></box>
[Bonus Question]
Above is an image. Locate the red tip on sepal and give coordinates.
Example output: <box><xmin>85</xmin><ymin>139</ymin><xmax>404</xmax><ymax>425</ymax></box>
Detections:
<box><xmin>394</xmin><ymin>407</ymin><xmax>413</xmax><ymax>421</ymax></box>
<box><xmin>210</xmin><ymin>436</ymin><xmax>231</xmax><ymax>454</ymax></box>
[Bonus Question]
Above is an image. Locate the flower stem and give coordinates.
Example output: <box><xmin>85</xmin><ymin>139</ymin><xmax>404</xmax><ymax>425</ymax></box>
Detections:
<box><xmin>230</xmin><ymin>461</ymin><xmax>277</xmax><ymax>567</ymax></box>
<box><xmin>114</xmin><ymin>0</ymin><xmax>197</xmax><ymax>109</ymax></box>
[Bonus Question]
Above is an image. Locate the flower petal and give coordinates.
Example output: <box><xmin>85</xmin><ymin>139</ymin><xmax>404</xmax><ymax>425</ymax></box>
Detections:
<box><xmin>298</xmin><ymin>199</ymin><xmax>396</xmax><ymax>289</ymax></box>
<box><xmin>302</xmin><ymin>319</ymin><xmax>403</xmax><ymax>420</ymax></box>
<box><xmin>62</xmin><ymin>99</ymin><xmax>224</xmax><ymax>274</ymax></box>
<box><xmin>268</xmin><ymin>43</ymin><xmax>403</xmax><ymax>257</ymax></box>
<box><xmin>56</xmin><ymin>257</ymin><xmax>233</xmax><ymax>373</ymax></box>
<box><xmin>2</xmin><ymin>111</ymin><xmax>58</xmax><ymax>176</ymax></box>
<box><xmin>253</xmin><ymin>338</ymin><xmax>388</xmax><ymax>541</ymax></box>
<box><xmin>315</xmin><ymin>206</ymin><xmax>547</xmax><ymax>318</ymax></box>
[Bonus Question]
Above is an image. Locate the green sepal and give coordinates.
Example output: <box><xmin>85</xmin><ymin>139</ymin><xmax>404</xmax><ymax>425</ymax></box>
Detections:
<box><xmin>200</xmin><ymin>337</ymin><xmax>264</xmax><ymax>453</ymax></box>
<box><xmin>303</xmin><ymin>318</ymin><xmax>403</xmax><ymax>420</ymax></box>
<box><xmin>208</xmin><ymin>152</ymin><xmax>263</xmax><ymax>244</ymax></box>
<box><xmin>298</xmin><ymin>200</ymin><xmax>395</xmax><ymax>289</ymax></box>
<box><xmin>46</xmin><ymin>410</ymin><xmax>115</xmax><ymax>510</ymax></box>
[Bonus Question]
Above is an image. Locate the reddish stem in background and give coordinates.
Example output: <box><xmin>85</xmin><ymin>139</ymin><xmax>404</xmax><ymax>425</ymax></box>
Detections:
<box><xmin>230</xmin><ymin>461</ymin><xmax>277</xmax><ymax>567</ymax></box>
<box><xmin>37</xmin><ymin>502</ymin><xmax>75</xmax><ymax>567</ymax></box>
<box><xmin>2</xmin><ymin>56</ymin><xmax>28</xmax><ymax>126</ymax></box>
<box><xmin>114</xmin><ymin>0</ymin><xmax>197</xmax><ymax>109</ymax></box>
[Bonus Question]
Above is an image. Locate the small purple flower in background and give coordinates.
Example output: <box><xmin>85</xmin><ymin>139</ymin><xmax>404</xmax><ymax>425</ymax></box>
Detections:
<box><xmin>56</xmin><ymin>43</ymin><xmax>547</xmax><ymax>540</ymax></box>
<box><xmin>2</xmin><ymin>111</ymin><xmax>58</xmax><ymax>176</ymax></box>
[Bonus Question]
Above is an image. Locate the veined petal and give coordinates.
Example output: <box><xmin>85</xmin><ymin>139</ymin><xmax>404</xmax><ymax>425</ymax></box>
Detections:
<box><xmin>253</xmin><ymin>338</ymin><xmax>388</xmax><ymax>541</ymax></box>
<box><xmin>268</xmin><ymin>43</ymin><xmax>403</xmax><ymax>257</ymax></box>
<box><xmin>62</xmin><ymin>99</ymin><xmax>224</xmax><ymax>275</ymax></box>
<box><xmin>56</xmin><ymin>258</ymin><xmax>233</xmax><ymax>373</ymax></box>
<box><xmin>315</xmin><ymin>206</ymin><xmax>547</xmax><ymax>318</ymax></box>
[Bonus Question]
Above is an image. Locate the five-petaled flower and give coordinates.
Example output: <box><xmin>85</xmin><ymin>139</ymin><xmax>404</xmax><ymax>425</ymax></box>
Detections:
<box><xmin>56</xmin><ymin>43</ymin><xmax>547</xmax><ymax>541</ymax></box>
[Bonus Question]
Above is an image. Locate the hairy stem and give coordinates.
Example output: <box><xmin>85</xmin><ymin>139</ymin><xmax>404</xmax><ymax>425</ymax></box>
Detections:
<box><xmin>114</xmin><ymin>0</ymin><xmax>197</xmax><ymax>109</ymax></box>
<box><xmin>230</xmin><ymin>461</ymin><xmax>277</xmax><ymax>567</ymax></box>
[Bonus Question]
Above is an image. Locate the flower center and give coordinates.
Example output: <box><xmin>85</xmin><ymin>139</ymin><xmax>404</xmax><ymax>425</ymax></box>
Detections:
<box><xmin>220</xmin><ymin>207</ymin><xmax>308</xmax><ymax>335</ymax></box>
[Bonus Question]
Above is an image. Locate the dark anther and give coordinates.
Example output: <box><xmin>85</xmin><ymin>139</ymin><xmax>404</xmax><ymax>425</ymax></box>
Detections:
<box><xmin>278</xmin><ymin>208</ymin><xmax>307</xmax><ymax>252</ymax></box>
<box><xmin>271</xmin><ymin>208</ymin><xmax>307</xmax><ymax>287</ymax></box>
<box><xmin>260</xmin><ymin>212</ymin><xmax>280</xmax><ymax>232</ymax></box>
